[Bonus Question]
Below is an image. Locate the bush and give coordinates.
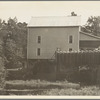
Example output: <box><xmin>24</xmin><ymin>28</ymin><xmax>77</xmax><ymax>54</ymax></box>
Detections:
<box><xmin>0</xmin><ymin>57</ymin><xmax>6</xmax><ymax>95</ymax></box>
<box><xmin>0</xmin><ymin>57</ymin><xmax>6</xmax><ymax>88</ymax></box>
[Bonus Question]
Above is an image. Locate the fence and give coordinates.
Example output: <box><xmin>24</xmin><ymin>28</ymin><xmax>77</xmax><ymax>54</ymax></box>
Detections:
<box><xmin>56</xmin><ymin>51</ymin><xmax>100</xmax><ymax>70</ymax></box>
<box><xmin>56</xmin><ymin>51</ymin><xmax>100</xmax><ymax>84</ymax></box>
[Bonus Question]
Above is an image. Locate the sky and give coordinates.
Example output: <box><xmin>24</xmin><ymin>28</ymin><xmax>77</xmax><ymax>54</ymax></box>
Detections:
<box><xmin>0</xmin><ymin>1</ymin><xmax>100</xmax><ymax>25</ymax></box>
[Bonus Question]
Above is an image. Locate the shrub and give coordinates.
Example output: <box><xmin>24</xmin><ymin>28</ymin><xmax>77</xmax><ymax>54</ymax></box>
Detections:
<box><xmin>0</xmin><ymin>57</ymin><xmax>6</xmax><ymax>95</ymax></box>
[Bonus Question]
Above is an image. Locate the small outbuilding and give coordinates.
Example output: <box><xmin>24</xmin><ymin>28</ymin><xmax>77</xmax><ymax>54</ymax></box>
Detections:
<box><xmin>79</xmin><ymin>31</ymin><xmax>100</xmax><ymax>50</ymax></box>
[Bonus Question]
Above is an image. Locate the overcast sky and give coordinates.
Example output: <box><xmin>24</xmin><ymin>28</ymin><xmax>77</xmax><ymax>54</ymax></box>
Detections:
<box><xmin>0</xmin><ymin>1</ymin><xmax>100</xmax><ymax>25</ymax></box>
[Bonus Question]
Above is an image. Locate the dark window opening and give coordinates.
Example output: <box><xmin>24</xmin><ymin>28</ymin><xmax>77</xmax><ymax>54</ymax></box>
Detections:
<box><xmin>37</xmin><ymin>48</ymin><xmax>40</xmax><ymax>56</ymax></box>
<box><xmin>69</xmin><ymin>48</ymin><xmax>72</xmax><ymax>51</ymax></box>
<box><xmin>38</xmin><ymin>36</ymin><xmax>41</xmax><ymax>43</ymax></box>
<box><xmin>69</xmin><ymin>35</ymin><xmax>73</xmax><ymax>43</ymax></box>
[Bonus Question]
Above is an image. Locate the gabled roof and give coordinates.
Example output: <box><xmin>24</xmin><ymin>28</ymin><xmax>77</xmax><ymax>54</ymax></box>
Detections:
<box><xmin>80</xmin><ymin>31</ymin><xmax>100</xmax><ymax>40</ymax></box>
<box><xmin>28</xmin><ymin>16</ymin><xmax>81</xmax><ymax>27</ymax></box>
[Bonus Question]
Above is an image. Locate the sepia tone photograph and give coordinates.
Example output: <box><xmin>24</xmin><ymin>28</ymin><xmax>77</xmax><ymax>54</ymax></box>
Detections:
<box><xmin>0</xmin><ymin>1</ymin><xmax>100</xmax><ymax>96</ymax></box>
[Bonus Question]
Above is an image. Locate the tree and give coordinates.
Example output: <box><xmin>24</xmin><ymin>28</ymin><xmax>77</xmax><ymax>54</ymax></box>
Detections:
<box><xmin>1</xmin><ymin>17</ymin><xmax>27</xmax><ymax>68</ymax></box>
<box><xmin>82</xmin><ymin>16</ymin><xmax>100</xmax><ymax>36</ymax></box>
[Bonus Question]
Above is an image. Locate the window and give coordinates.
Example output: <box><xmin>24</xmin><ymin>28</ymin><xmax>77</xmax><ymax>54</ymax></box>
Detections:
<box><xmin>38</xmin><ymin>36</ymin><xmax>41</xmax><ymax>43</ymax></box>
<box><xmin>69</xmin><ymin>48</ymin><xmax>72</xmax><ymax>51</ymax></box>
<box><xmin>37</xmin><ymin>48</ymin><xmax>40</xmax><ymax>56</ymax></box>
<box><xmin>69</xmin><ymin>35</ymin><xmax>73</xmax><ymax>43</ymax></box>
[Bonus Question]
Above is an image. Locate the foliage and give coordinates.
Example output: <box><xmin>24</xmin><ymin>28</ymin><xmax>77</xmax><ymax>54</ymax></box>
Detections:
<box><xmin>0</xmin><ymin>57</ymin><xmax>6</xmax><ymax>89</ymax></box>
<box><xmin>0</xmin><ymin>35</ymin><xmax>6</xmax><ymax>90</ymax></box>
<box><xmin>0</xmin><ymin>17</ymin><xmax>27</xmax><ymax>91</ymax></box>
<box><xmin>0</xmin><ymin>17</ymin><xmax>27</xmax><ymax>68</ymax></box>
<box><xmin>6</xmin><ymin>80</ymin><xmax>100</xmax><ymax>95</ymax></box>
<box><xmin>82</xmin><ymin>16</ymin><xmax>100</xmax><ymax>36</ymax></box>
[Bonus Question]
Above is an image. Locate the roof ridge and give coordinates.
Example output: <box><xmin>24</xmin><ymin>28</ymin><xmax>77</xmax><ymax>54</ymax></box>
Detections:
<box><xmin>31</xmin><ymin>16</ymin><xmax>81</xmax><ymax>18</ymax></box>
<box><xmin>28</xmin><ymin>16</ymin><xmax>81</xmax><ymax>27</ymax></box>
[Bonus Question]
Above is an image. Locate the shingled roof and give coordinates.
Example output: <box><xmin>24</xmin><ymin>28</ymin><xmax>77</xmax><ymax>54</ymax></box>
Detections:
<box><xmin>28</xmin><ymin>16</ymin><xmax>81</xmax><ymax>27</ymax></box>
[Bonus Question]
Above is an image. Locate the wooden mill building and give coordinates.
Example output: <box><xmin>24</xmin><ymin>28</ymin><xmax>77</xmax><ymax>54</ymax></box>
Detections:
<box><xmin>27</xmin><ymin>16</ymin><xmax>100</xmax><ymax>60</ymax></box>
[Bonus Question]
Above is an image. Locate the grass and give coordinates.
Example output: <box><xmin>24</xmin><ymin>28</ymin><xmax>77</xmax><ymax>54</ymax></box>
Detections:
<box><xmin>5</xmin><ymin>80</ymin><xmax>100</xmax><ymax>95</ymax></box>
<box><xmin>6</xmin><ymin>80</ymin><xmax>80</xmax><ymax>90</ymax></box>
<box><xmin>41</xmin><ymin>86</ymin><xmax>100</xmax><ymax>95</ymax></box>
